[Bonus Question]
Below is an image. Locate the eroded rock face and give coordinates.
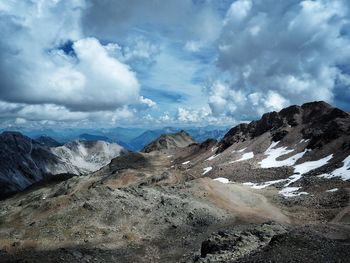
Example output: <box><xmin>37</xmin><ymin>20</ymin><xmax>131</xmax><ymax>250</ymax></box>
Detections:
<box><xmin>142</xmin><ymin>130</ymin><xmax>196</xmax><ymax>153</ymax></box>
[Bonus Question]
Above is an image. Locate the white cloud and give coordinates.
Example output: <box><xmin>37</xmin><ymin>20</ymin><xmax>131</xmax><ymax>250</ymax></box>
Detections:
<box><xmin>264</xmin><ymin>91</ymin><xmax>289</xmax><ymax>111</ymax></box>
<box><xmin>15</xmin><ymin>118</ymin><xmax>27</xmax><ymax>125</ymax></box>
<box><xmin>206</xmin><ymin>0</ymin><xmax>350</xmax><ymax>119</ymax></box>
<box><xmin>0</xmin><ymin>100</ymin><xmax>136</xmax><ymax>128</ymax></box>
<box><xmin>225</xmin><ymin>0</ymin><xmax>252</xmax><ymax>22</ymax></box>
<box><xmin>0</xmin><ymin>1</ymin><xmax>140</xmax><ymax>112</ymax></box>
<box><xmin>139</xmin><ymin>96</ymin><xmax>157</xmax><ymax>108</ymax></box>
<box><xmin>184</xmin><ymin>41</ymin><xmax>203</xmax><ymax>52</ymax></box>
<box><xmin>207</xmin><ymin>82</ymin><xmax>246</xmax><ymax>116</ymax></box>
<box><xmin>177</xmin><ymin>107</ymin><xmax>211</xmax><ymax>123</ymax></box>
<box><xmin>105</xmin><ymin>37</ymin><xmax>161</xmax><ymax>67</ymax></box>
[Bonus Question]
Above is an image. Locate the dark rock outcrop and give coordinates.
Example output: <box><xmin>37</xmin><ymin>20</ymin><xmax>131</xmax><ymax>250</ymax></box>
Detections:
<box><xmin>217</xmin><ymin>101</ymin><xmax>350</xmax><ymax>153</ymax></box>
<box><xmin>0</xmin><ymin>132</ymin><xmax>77</xmax><ymax>199</ymax></box>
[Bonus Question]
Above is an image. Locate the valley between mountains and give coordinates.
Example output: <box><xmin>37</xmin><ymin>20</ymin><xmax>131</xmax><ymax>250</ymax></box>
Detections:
<box><xmin>1</xmin><ymin>101</ymin><xmax>350</xmax><ymax>262</ymax></box>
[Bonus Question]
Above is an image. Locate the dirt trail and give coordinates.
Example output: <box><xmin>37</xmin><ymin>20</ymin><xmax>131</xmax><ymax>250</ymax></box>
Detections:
<box><xmin>195</xmin><ymin>178</ymin><xmax>290</xmax><ymax>224</ymax></box>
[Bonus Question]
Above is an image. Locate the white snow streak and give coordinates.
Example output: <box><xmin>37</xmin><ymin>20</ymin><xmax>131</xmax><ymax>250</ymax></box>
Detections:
<box><xmin>243</xmin><ymin>179</ymin><xmax>287</xmax><ymax>189</ymax></box>
<box><xmin>279</xmin><ymin>187</ymin><xmax>308</xmax><ymax>198</ymax></box>
<box><xmin>203</xmin><ymin>167</ymin><xmax>213</xmax><ymax>175</ymax></box>
<box><xmin>260</xmin><ymin>141</ymin><xmax>307</xmax><ymax>168</ymax></box>
<box><xmin>318</xmin><ymin>155</ymin><xmax>350</xmax><ymax>181</ymax></box>
<box><xmin>230</xmin><ymin>152</ymin><xmax>254</xmax><ymax>163</ymax></box>
<box><xmin>326</xmin><ymin>188</ymin><xmax>339</xmax><ymax>192</ymax></box>
<box><xmin>213</xmin><ymin>177</ymin><xmax>230</xmax><ymax>184</ymax></box>
<box><xmin>206</xmin><ymin>154</ymin><xmax>220</xmax><ymax>161</ymax></box>
<box><xmin>293</xmin><ymin>154</ymin><xmax>333</xmax><ymax>175</ymax></box>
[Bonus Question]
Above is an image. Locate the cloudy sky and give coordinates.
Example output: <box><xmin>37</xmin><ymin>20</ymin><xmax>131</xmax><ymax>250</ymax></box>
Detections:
<box><xmin>0</xmin><ymin>0</ymin><xmax>349</xmax><ymax>128</ymax></box>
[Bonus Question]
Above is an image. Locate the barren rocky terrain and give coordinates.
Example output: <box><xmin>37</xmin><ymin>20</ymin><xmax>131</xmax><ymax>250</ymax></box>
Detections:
<box><xmin>1</xmin><ymin>101</ymin><xmax>350</xmax><ymax>262</ymax></box>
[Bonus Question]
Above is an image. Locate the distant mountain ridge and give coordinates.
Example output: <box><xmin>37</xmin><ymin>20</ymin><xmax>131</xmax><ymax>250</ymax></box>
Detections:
<box><xmin>52</xmin><ymin>140</ymin><xmax>125</xmax><ymax>174</ymax></box>
<box><xmin>0</xmin><ymin>132</ymin><xmax>79</xmax><ymax>198</ymax></box>
<box><xmin>35</xmin><ymin>135</ymin><xmax>63</xmax><ymax>147</ymax></box>
<box><xmin>1</xmin><ymin>126</ymin><xmax>229</xmax><ymax>152</ymax></box>
<box><xmin>0</xmin><ymin>132</ymin><xmax>125</xmax><ymax>198</ymax></box>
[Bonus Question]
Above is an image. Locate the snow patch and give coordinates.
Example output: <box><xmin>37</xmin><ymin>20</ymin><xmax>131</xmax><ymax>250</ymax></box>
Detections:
<box><xmin>279</xmin><ymin>187</ymin><xmax>308</xmax><ymax>198</ymax></box>
<box><xmin>242</xmin><ymin>179</ymin><xmax>288</xmax><ymax>189</ymax></box>
<box><xmin>299</xmin><ymin>139</ymin><xmax>310</xmax><ymax>144</ymax></box>
<box><xmin>293</xmin><ymin>154</ymin><xmax>333</xmax><ymax>175</ymax></box>
<box><xmin>326</xmin><ymin>188</ymin><xmax>339</xmax><ymax>192</ymax></box>
<box><xmin>206</xmin><ymin>154</ymin><xmax>220</xmax><ymax>161</ymax></box>
<box><xmin>182</xmin><ymin>161</ymin><xmax>190</xmax><ymax>165</ymax></box>
<box><xmin>238</xmin><ymin>147</ymin><xmax>247</xmax><ymax>152</ymax></box>
<box><xmin>318</xmin><ymin>155</ymin><xmax>350</xmax><ymax>180</ymax></box>
<box><xmin>230</xmin><ymin>152</ymin><xmax>254</xmax><ymax>163</ymax></box>
<box><xmin>260</xmin><ymin>141</ymin><xmax>307</xmax><ymax>168</ymax></box>
<box><xmin>203</xmin><ymin>167</ymin><xmax>213</xmax><ymax>175</ymax></box>
<box><xmin>213</xmin><ymin>177</ymin><xmax>231</xmax><ymax>184</ymax></box>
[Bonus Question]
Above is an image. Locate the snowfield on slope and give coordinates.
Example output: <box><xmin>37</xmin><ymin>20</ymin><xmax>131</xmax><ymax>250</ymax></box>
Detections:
<box><xmin>241</xmin><ymin>141</ymin><xmax>335</xmax><ymax>197</ymax></box>
<box><xmin>293</xmin><ymin>154</ymin><xmax>333</xmax><ymax>174</ymax></box>
<box><xmin>318</xmin><ymin>155</ymin><xmax>350</xmax><ymax>180</ymax></box>
<box><xmin>260</xmin><ymin>141</ymin><xmax>307</xmax><ymax>168</ymax></box>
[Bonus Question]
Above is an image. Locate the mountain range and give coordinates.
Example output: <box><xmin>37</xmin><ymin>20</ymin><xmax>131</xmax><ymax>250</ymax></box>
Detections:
<box><xmin>1</xmin><ymin>126</ymin><xmax>229</xmax><ymax>152</ymax></box>
<box><xmin>0</xmin><ymin>101</ymin><xmax>350</xmax><ymax>262</ymax></box>
<box><xmin>0</xmin><ymin>133</ymin><xmax>124</xmax><ymax>199</ymax></box>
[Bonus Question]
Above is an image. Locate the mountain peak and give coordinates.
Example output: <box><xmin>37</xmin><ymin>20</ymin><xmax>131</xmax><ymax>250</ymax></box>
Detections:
<box><xmin>141</xmin><ymin>130</ymin><xmax>196</xmax><ymax>153</ymax></box>
<box><xmin>217</xmin><ymin>101</ymin><xmax>350</xmax><ymax>153</ymax></box>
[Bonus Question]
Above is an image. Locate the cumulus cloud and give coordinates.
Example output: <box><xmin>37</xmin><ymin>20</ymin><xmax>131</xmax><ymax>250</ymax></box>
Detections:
<box><xmin>177</xmin><ymin>107</ymin><xmax>211</xmax><ymax>123</ymax></box>
<box><xmin>139</xmin><ymin>96</ymin><xmax>157</xmax><ymax>108</ymax></box>
<box><xmin>105</xmin><ymin>36</ymin><xmax>161</xmax><ymax>69</ymax></box>
<box><xmin>0</xmin><ymin>1</ymin><xmax>140</xmax><ymax>115</ymax></box>
<box><xmin>1</xmin><ymin>0</ymin><xmax>349</xmax><ymax>128</ymax></box>
<box><xmin>0</xmin><ymin>100</ymin><xmax>135</xmax><ymax>128</ymax></box>
<box><xmin>207</xmin><ymin>0</ymin><xmax>350</xmax><ymax>118</ymax></box>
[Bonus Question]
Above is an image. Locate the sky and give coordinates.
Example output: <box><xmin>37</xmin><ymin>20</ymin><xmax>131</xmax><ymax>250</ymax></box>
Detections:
<box><xmin>0</xmin><ymin>0</ymin><xmax>349</xmax><ymax>129</ymax></box>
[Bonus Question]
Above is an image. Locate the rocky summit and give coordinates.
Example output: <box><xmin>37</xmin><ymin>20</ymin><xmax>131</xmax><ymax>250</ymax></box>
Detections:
<box><xmin>1</xmin><ymin>101</ymin><xmax>350</xmax><ymax>262</ymax></box>
<box><xmin>142</xmin><ymin>130</ymin><xmax>196</xmax><ymax>153</ymax></box>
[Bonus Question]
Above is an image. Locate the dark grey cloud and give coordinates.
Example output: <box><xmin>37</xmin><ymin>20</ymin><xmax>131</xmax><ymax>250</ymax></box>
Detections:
<box><xmin>82</xmin><ymin>0</ymin><xmax>222</xmax><ymax>42</ymax></box>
